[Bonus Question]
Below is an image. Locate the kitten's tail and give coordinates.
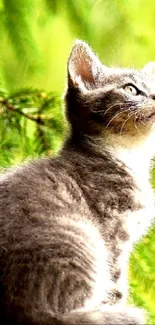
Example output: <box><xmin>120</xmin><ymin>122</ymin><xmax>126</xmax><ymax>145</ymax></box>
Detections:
<box><xmin>30</xmin><ymin>305</ymin><xmax>145</xmax><ymax>325</ymax></box>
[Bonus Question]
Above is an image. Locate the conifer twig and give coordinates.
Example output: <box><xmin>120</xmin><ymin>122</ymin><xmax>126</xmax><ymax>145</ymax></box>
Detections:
<box><xmin>0</xmin><ymin>98</ymin><xmax>46</xmax><ymax>125</ymax></box>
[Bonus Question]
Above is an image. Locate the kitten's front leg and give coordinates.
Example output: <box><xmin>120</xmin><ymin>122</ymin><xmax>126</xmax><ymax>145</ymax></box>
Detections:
<box><xmin>63</xmin><ymin>305</ymin><xmax>146</xmax><ymax>325</ymax></box>
<box><xmin>98</xmin><ymin>305</ymin><xmax>147</xmax><ymax>325</ymax></box>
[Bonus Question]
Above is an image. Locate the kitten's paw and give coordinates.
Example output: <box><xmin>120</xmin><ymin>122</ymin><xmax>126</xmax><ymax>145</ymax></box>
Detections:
<box><xmin>61</xmin><ymin>305</ymin><xmax>147</xmax><ymax>325</ymax></box>
<box><xmin>125</xmin><ymin>306</ymin><xmax>146</xmax><ymax>324</ymax></box>
<box><xmin>99</xmin><ymin>305</ymin><xmax>147</xmax><ymax>324</ymax></box>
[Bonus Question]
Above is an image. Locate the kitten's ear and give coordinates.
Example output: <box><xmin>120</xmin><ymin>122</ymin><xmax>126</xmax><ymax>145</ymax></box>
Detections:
<box><xmin>67</xmin><ymin>40</ymin><xmax>105</xmax><ymax>91</ymax></box>
<box><xmin>143</xmin><ymin>62</ymin><xmax>155</xmax><ymax>79</ymax></box>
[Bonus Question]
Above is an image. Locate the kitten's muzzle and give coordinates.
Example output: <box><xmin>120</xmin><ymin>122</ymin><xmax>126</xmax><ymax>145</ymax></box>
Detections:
<box><xmin>136</xmin><ymin>104</ymin><xmax>155</xmax><ymax>122</ymax></box>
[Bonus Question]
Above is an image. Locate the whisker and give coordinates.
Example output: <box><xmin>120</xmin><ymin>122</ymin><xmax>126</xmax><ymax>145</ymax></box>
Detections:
<box><xmin>105</xmin><ymin>108</ymin><xmax>132</xmax><ymax>130</ymax></box>
<box><xmin>103</xmin><ymin>102</ymin><xmax>138</xmax><ymax>117</ymax></box>
<box><xmin>119</xmin><ymin>111</ymin><xmax>136</xmax><ymax>138</ymax></box>
<box><xmin>91</xmin><ymin>100</ymin><xmax>153</xmax><ymax>136</ymax></box>
<box><xmin>90</xmin><ymin>102</ymin><xmax>123</xmax><ymax>114</ymax></box>
<box><xmin>139</xmin><ymin>120</ymin><xmax>148</xmax><ymax>127</ymax></box>
<box><xmin>133</xmin><ymin>103</ymin><xmax>154</xmax><ymax>114</ymax></box>
<box><xmin>134</xmin><ymin>119</ymin><xmax>145</xmax><ymax>137</ymax></box>
<box><xmin>104</xmin><ymin>111</ymin><xmax>127</xmax><ymax>130</ymax></box>
<box><xmin>90</xmin><ymin>101</ymin><xmax>136</xmax><ymax>115</ymax></box>
<box><xmin>103</xmin><ymin>102</ymin><xmax>129</xmax><ymax>115</ymax></box>
<box><xmin>134</xmin><ymin>103</ymin><xmax>155</xmax><ymax>126</ymax></box>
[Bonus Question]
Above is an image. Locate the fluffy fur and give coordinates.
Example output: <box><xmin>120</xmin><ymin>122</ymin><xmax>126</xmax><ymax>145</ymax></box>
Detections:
<box><xmin>0</xmin><ymin>40</ymin><xmax>155</xmax><ymax>324</ymax></box>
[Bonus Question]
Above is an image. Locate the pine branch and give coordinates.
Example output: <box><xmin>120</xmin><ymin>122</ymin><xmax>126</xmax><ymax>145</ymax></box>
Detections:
<box><xmin>0</xmin><ymin>89</ymin><xmax>62</xmax><ymax>126</ymax></box>
<box><xmin>0</xmin><ymin>88</ymin><xmax>65</xmax><ymax>163</ymax></box>
<box><xmin>1</xmin><ymin>98</ymin><xmax>45</xmax><ymax>125</ymax></box>
<box><xmin>36</xmin><ymin>124</ymin><xmax>51</xmax><ymax>153</ymax></box>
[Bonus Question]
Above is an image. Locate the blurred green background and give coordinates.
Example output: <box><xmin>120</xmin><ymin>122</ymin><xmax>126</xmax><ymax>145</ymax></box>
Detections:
<box><xmin>0</xmin><ymin>0</ymin><xmax>155</xmax><ymax>323</ymax></box>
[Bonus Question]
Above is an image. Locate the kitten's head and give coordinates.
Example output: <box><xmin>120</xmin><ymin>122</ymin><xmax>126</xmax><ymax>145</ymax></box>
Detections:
<box><xmin>65</xmin><ymin>40</ymin><xmax>155</xmax><ymax>147</ymax></box>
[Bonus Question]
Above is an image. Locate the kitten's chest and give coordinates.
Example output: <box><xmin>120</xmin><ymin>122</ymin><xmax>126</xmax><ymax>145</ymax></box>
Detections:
<box><xmin>107</xmin><ymin>182</ymin><xmax>154</xmax><ymax>304</ymax></box>
<box><xmin>126</xmin><ymin>180</ymin><xmax>155</xmax><ymax>241</ymax></box>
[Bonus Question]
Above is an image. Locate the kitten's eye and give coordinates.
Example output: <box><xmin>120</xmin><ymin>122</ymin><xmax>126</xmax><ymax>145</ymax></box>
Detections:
<box><xmin>124</xmin><ymin>84</ymin><xmax>139</xmax><ymax>96</ymax></box>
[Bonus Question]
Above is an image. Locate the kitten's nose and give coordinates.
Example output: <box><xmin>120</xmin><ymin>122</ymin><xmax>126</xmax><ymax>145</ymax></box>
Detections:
<box><xmin>151</xmin><ymin>94</ymin><xmax>155</xmax><ymax>100</ymax></box>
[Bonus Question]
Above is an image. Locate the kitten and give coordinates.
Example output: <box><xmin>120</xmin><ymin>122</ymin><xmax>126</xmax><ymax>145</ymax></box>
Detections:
<box><xmin>0</xmin><ymin>40</ymin><xmax>155</xmax><ymax>325</ymax></box>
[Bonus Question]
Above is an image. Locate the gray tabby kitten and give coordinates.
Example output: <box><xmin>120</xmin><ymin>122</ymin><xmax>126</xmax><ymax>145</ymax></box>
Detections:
<box><xmin>0</xmin><ymin>40</ymin><xmax>155</xmax><ymax>325</ymax></box>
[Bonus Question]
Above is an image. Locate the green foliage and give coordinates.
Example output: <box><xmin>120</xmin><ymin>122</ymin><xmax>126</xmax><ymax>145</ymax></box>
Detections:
<box><xmin>0</xmin><ymin>88</ymin><xmax>65</xmax><ymax>166</ymax></box>
<box><xmin>3</xmin><ymin>0</ymin><xmax>40</xmax><ymax>62</ymax></box>
<box><xmin>1</xmin><ymin>0</ymin><xmax>155</xmax><ymax>323</ymax></box>
<box><xmin>129</xmin><ymin>224</ymin><xmax>155</xmax><ymax>324</ymax></box>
